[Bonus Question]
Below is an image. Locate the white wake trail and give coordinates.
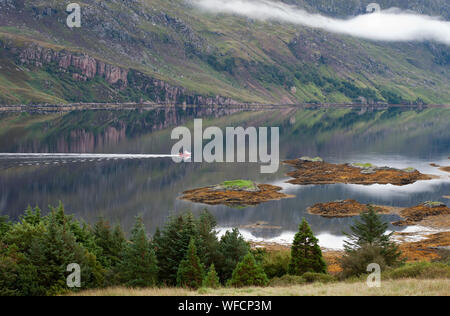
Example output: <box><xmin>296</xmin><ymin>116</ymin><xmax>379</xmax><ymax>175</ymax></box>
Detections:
<box><xmin>0</xmin><ymin>153</ymin><xmax>178</xmax><ymax>159</ymax></box>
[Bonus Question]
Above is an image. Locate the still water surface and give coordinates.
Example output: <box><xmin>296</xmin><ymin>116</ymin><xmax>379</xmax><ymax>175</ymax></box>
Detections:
<box><xmin>0</xmin><ymin>107</ymin><xmax>449</xmax><ymax>249</ymax></box>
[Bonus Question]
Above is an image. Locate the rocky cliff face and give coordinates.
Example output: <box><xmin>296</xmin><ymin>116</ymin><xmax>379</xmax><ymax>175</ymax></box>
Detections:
<box><xmin>18</xmin><ymin>44</ymin><xmax>128</xmax><ymax>86</ymax></box>
<box><xmin>7</xmin><ymin>41</ymin><xmax>237</xmax><ymax>106</ymax></box>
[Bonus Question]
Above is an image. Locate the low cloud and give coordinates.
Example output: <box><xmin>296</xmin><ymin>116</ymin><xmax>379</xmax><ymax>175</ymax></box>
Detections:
<box><xmin>191</xmin><ymin>0</ymin><xmax>450</xmax><ymax>45</ymax></box>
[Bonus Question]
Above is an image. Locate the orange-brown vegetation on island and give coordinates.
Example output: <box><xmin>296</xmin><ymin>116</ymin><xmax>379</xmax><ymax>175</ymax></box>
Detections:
<box><xmin>440</xmin><ymin>166</ymin><xmax>450</xmax><ymax>173</ymax></box>
<box><xmin>392</xmin><ymin>201</ymin><xmax>450</xmax><ymax>227</ymax></box>
<box><xmin>180</xmin><ymin>180</ymin><xmax>294</xmax><ymax>207</ymax></box>
<box><xmin>397</xmin><ymin>232</ymin><xmax>450</xmax><ymax>262</ymax></box>
<box><xmin>307</xmin><ymin>199</ymin><xmax>449</xmax><ymax>227</ymax></box>
<box><xmin>307</xmin><ymin>199</ymin><xmax>393</xmax><ymax>218</ymax></box>
<box><xmin>283</xmin><ymin>157</ymin><xmax>434</xmax><ymax>186</ymax></box>
<box><xmin>430</xmin><ymin>163</ymin><xmax>450</xmax><ymax>173</ymax></box>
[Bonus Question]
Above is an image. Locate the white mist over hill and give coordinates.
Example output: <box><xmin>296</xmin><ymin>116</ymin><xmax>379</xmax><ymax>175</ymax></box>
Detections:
<box><xmin>192</xmin><ymin>0</ymin><xmax>450</xmax><ymax>45</ymax></box>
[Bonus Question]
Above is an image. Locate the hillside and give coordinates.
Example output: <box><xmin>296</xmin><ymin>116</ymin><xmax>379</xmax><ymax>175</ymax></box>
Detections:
<box><xmin>0</xmin><ymin>0</ymin><xmax>449</xmax><ymax>105</ymax></box>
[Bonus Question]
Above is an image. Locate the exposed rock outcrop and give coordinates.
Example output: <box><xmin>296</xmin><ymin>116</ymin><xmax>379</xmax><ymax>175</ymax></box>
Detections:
<box><xmin>5</xmin><ymin>41</ymin><xmax>237</xmax><ymax>106</ymax></box>
<box><xmin>18</xmin><ymin>45</ymin><xmax>128</xmax><ymax>86</ymax></box>
<box><xmin>283</xmin><ymin>158</ymin><xmax>434</xmax><ymax>186</ymax></box>
<box><xmin>180</xmin><ymin>183</ymin><xmax>294</xmax><ymax>207</ymax></box>
<box><xmin>393</xmin><ymin>202</ymin><xmax>450</xmax><ymax>227</ymax></box>
<box><xmin>307</xmin><ymin>200</ymin><xmax>392</xmax><ymax>218</ymax></box>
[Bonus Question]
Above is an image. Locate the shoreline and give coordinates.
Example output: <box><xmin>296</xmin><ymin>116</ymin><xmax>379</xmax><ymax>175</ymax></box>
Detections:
<box><xmin>247</xmin><ymin>225</ymin><xmax>450</xmax><ymax>271</ymax></box>
<box><xmin>1</xmin><ymin>103</ymin><xmax>449</xmax><ymax>113</ymax></box>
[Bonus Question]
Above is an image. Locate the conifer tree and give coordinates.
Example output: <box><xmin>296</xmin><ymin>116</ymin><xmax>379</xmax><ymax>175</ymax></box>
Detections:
<box><xmin>203</xmin><ymin>264</ymin><xmax>220</xmax><ymax>289</ymax></box>
<box><xmin>21</xmin><ymin>206</ymin><xmax>42</xmax><ymax>226</ymax></box>
<box><xmin>196</xmin><ymin>210</ymin><xmax>220</xmax><ymax>269</ymax></box>
<box><xmin>177</xmin><ymin>238</ymin><xmax>204</xmax><ymax>289</ymax></box>
<box><xmin>288</xmin><ymin>218</ymin><xmax>327</xmax><ymax>275</ymax></box>
<box><xmin>217</xmin><ymin>228</ymin><xmax>249</xmax><ymax>282</ymax></box>
<box><xmin>111</xmin><ymin>224</ymin><xmax>126</xmax><ymax>262</ymax></box>
<box><xmin>343</xmin><ymin>206</ymin><xmax>402</xmax><ymax>267</ymax></box>
<box><xmin>119</xmin><ymin>216</ymin><xmax>158</xmax><ymax>287</ymax></box>
<box><xmin>228</xmin><ymin>252</ymin><xmax>268</xmax><ymax>287</ymax></box>
<box><xmin>93</xmin><ymin>218</ymin><xmax>125</xmax><ymax>269</ymax></box>
<box><xmin>1</xmin><ymin>203</ymin><xmax>104</xmax><ymax>295</ymax></box>
<box><xmin>0</xmin><ymin>215</ymin><xmax>11</xmax><ymax>239</ymax></box>
<box><xmin>28</xmin><ymin>210</ymin><xmax>103</xmax><ymax>295</ymax></box>
<box><xmin>154</xmin><ymin>213</ymin><xmax>197</xmax><ymax>285</ymax></box>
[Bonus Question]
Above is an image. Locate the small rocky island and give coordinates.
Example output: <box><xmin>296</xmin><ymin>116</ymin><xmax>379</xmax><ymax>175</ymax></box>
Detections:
<box><xmin>392</xmin><ymin>201</ymin><xmax>450</xmax><ymax>227</ymax></box>
<box><xmin>306</xmin><ymin>198</ymin><xmax>450</xmax><ymax>263</ymax></box>
<box><xmin>307</xmin><ymin>199</ymin><xmax>449</xmax><ymax>229</ymax></box>
<box><xmin>180</xmin><ymin>180</ymin><xmax>293</xmax><ymax>207</ymax></box>
<box><xmin>307</xmin><ymin>200</ymin><xmax>392</xmax><ymax>218</ymax></box>
<box><xmin>284</xmin><ymin>156</ymin><xmax>434</xmax><ymax>186</ymax></box>
<box><xmin>430</xmin><ymin>163</ymin><xmax>450</xmax><ymax>173</ymax></box>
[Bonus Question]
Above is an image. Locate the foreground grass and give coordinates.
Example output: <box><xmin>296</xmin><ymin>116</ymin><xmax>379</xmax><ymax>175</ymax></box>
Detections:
<box><xmin>72</xmin><ymin>279</ymin><xmax>449</xmax><ymax>296</ymax></box>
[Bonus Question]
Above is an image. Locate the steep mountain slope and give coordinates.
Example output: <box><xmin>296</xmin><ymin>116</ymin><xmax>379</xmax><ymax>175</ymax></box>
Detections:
<box><xmin>0</xmin><ymin>0</ymin><xmax>448</xmax><ymax>105</ymax></box>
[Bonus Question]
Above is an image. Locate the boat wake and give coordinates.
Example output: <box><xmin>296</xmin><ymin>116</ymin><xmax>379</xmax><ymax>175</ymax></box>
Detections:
<box><xmin>0</xmin><ymin>152</ymin><xmax>191</xmax><ymax>169</ymax></box>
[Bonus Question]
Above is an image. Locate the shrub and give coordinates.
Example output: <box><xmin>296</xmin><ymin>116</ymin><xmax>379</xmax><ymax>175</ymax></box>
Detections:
<box><xmin>269</xmin><ymin>275</ymin><xmax>305</xmax><ymax>287</ymax></box>
<box><xmin>340</xmin><ymin>244</ymin><xmax>387</xmax><ymax>279</ymax></box>
<box><xmin>228</xmin><ymin>253</ymin><xmax>269</xmax><ymax>288</ymax></box>
<box><xmin>302</xmin><ymin>272</ymin><xmax>336</xmax><ymax>283</ymax></box>
<box><xmin>261</xmin><ymin>250</ymin><xmax>291</xmax><ymax>279</ymax></box>
<box><xmin>384</xmin><ymin>262</ymin><xmax>450</xmax><ymax>280</ymax></box>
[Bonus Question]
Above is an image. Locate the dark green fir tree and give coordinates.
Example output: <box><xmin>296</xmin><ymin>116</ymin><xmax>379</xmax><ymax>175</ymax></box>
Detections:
<box><xmin>177</xmin><ymin>238</ymin><xmax>204</xmax><ymax>289</ymax></box>
<box><xmin>288</xmin><ymin>218</ymin><xmax>327</xmax><ymax>275</ymax></box>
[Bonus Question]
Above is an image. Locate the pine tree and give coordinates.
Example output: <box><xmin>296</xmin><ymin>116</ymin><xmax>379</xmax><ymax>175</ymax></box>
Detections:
<box><xmin>196</xmin><ymin>210</ymin><xmax>220</xmax><ymax>269</ymax></box>
<box><xmin>93</xmin><ymin>217</ymin><xmax>114</xmax><ymax>268</ymax></box>
<box><xmin>93</xmin><ymin>218</ymin><xmax>125</xmax><ymax>269</ymax></box>
<box><xmin>288</xmin><ymin>218</ymin><xmax>327</xmax><ymax>275</ymax></box>
<box><xmin>119</xmin><ymin>216</ymin><xmax>158</xmax><ymax>287</ymax></box>
<box><xmin>28</xmin><ymin>210</ymin><xmax>103</xmax><ymax>295</ymax></box>
<box><xmin>21</xmin><ymin>206</ymin><xmax>42</xmax><ymax>226</ymax></box>
<box><xmin>0</xmin><ymin>215</ymin><xmax>11</xmax><ymax>239</ymax></box>
<box><xmin>217</xmin><ymin>228</ymin><xmax>249</xmax><ymax>282</ymax></box>
<box><xmin>177</xmin><ymin>238</ymin><xmax>204</xmax><ymax>289</ymax></box>
<box><xmin>228</xmin><ymin>252</ymin><xmax>268</xmax><ymax>287</ymax></box>
<box><xmin>111</xmin><ymin>224</ymin><xmax>126</xmax><ymax>264</ymax></box>
<box><xmin>343</xmin><ymin>206</ymin><xmax>402</xmax><ymax>267</ymax></box>
<box><xmin>203</xmin><ymin>264</ymin><xmax>220</xmax><ymax>289</ymax></box>
<box><xmin>1</xmin><ymin>203</ymin><xmax>104</xmax><ymax>295</ymax></box>
<box><xmin>154</xmin><ymin>213</ymin><xmax>197</xmax><ymax>285</ymax></box>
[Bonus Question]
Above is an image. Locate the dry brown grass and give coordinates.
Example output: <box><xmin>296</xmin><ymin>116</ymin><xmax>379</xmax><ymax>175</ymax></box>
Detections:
<box><xmin>71</xmin><ymin>279</ymin><xmax>449</xmax><ymax>296</ymax></box>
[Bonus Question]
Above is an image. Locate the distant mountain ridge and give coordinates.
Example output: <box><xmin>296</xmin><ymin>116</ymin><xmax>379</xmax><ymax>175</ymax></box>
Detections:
<box><xmin>0</xmin><ymin>0</ymin><xmax>448</xmax><ymax>105</ymax></box>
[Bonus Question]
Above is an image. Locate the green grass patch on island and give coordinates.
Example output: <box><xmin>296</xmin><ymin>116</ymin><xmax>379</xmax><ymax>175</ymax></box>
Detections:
<box><xmin>221</xmin><ymin>180</ymin><xmax>258</xmax><ymax>191</ymax></box>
